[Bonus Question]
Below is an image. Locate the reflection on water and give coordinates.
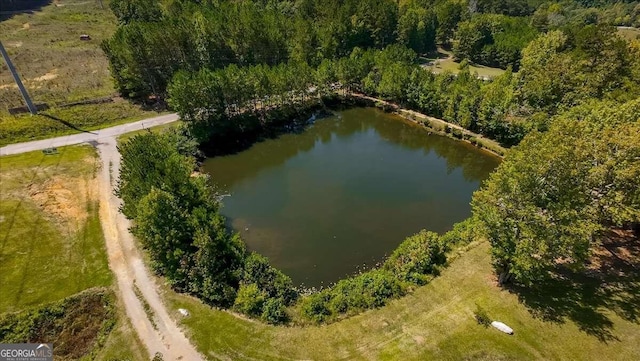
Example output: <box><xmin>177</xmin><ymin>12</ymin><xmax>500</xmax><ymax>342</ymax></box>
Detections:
<box><xmin>202</xmin><ymin>107</ymin><xmax>500</xmax><ymax>286</ymax></box>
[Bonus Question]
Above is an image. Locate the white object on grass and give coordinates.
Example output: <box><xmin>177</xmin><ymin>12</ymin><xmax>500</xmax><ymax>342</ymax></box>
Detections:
<box><xmin>178</xmin><ymin>308</ymin><xmax>190</xmax><ymax>317</ymax></box>
<box><xmin>491</xmin><ymin>321</ymin><xmax>513</xmax><ymax>334</ymax></box>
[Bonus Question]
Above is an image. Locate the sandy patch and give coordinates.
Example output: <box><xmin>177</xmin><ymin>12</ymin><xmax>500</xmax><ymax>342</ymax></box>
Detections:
<box><xmin>28</xmin><ymin>174</ymin><xmax>96</xmax><ymax>232</ymax></box>
<box><xmin>7</xmin><ymin>41</ymin><xmax>23</xmax><ymax>48</ymax></box>
<box><xmin>412</xmin><ymin>335</ymin><xmax>425</xmax><ymax>344</ymax></box>
<box><xmin>22</xmin><ymin>23</ymin><xmax>30</xmax><ymax>30</ymax></box>
<box><xmin>33</xmin><ymin>69</ymin><xmax>58</xmax><ymax>82</ymax></box>
<box><xmin>0</xmin><ymin>84</ymin><xmax>18</xmax><ymax>90</ymax></box>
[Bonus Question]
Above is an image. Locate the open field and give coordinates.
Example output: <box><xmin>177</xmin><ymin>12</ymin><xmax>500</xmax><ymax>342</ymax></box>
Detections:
<box><xmin>0</xmin><ymin>144</ymin><xmax>145</xmax><ymax>359</ymax></box>
<box><xmin>420</xmin><ymin>48</ymin><xmax>507</xmax><ymax>79</ymax></box>
<box><xmin>0</xmin><ymin>0</ymin><xmax>116</xmax><ymax>108</ymax></box>
<box><xmin>164</xmin><ymin>241</ymin><xmax>640</xmax><ymax>360</ymax></box>
<box><xmin>617</xmin><ymin>26</ymin><xmax>640</xmax><ymax>41</ymax></box>
<box><xmin>0</xmin><ymin>0</ymin><xmax>161</xmax><ymax>146</ymax></box>
<box><xmin>0</xmin><ymin>101</ymin><xmax>160</xmax><ymax>146</ymax></box>
<box><xmin>0</xmin><ymin>145</ymin><xmax>111</xmax><ymax>312</ymax></box>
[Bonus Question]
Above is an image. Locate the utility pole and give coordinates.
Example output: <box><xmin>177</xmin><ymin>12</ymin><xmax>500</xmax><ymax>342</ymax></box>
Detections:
<box><xmin>0</xmin><ymin>41</ymin><xmax>37</xmax><ymax>115</ymax></box>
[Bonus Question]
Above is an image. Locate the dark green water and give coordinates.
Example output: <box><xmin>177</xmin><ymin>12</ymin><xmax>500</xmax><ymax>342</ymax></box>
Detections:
<box><xmin>202</xmin><ymin>108</ymin><xmax>500</xmax><ymax>287</ymax></box>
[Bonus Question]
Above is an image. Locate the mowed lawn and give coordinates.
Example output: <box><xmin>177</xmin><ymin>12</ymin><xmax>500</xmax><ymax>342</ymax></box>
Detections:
<box><xmin>0</xmin><ymin>145</ymin><xmax>146</xmax><ymax>360</ymax></box>
<box><xmin>166</xmin><ymin>242</ymin><xmax>640</xmax><ymax>360</ymax></box>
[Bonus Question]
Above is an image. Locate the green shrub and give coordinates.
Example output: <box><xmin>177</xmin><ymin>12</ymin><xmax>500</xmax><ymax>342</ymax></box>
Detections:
<box><xmin>117</xmin><ymin>132</ymin><xmax>194</xmax><ymax>219</ymax></box>
<box><xmin>302</xmin><ymin>270</ymin><xmax>405</xmax><ymax>323</ymax></box>
<box><xmin>233</xmin><ymin>283</ymin><xmax>265</xmax><ymax>317</ymax></box>
<box><xmin>451</xmin><ymin>128</ymin><xmax>464</xmax><ymax>139</ymax></box>
<box><xmin>0</xmin><ymin>288</ymin><xmax>116</xmax><ymax>358</ymax></box>
<box><xmin>474</xmin><ymin>304</ymin><xmax>491</xmax><ymax>327</ymax></box>
<box><xmin>301</xmin><ymin>293</ymin><xmax>332</xmax><ymax>323</ymax></box>
<box><xmin>242</xmin><ymin>252</ymin><xmax>298</xmax><ymax>305</ymax></box>
<box><xmin>444</xmin><ymin>125</ymin><xmax>451</xmax><ymax>133</ymax></box>
<box><xmin>383</xmin><ymin>230</ymin><xmax>446</xmax><ymax>284</ymax></box>
<box><xmin>441</xmin><ymin>218</ymin><xmax>482</xmax><ymax>248</ymax></box>
<box><xmin>261</xmin><ymin>297</ymin><xmax>289</xmax><ymax>324</ymax></box>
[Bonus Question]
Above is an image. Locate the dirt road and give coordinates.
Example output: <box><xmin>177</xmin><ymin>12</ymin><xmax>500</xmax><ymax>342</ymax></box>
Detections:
<box><xmin>96</xmin><ymin>138</ymin><xmax>203</xmax><ymax>360</ymax></box>
<box><xmin>1</xmin><ymin>114</ymin><xmax>199</xmax><ymax>358</ymax></box>
<box><xmin>0</xmin><ymin>113</ymin><xmax>178</xmax><ymax>156</ymax></box>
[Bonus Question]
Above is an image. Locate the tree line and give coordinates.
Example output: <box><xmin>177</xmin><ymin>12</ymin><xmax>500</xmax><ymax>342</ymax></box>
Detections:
<box><xmin>103</xmin><ymin>0</ymin><xmax>447</xmax><ymax>99</ymax></box>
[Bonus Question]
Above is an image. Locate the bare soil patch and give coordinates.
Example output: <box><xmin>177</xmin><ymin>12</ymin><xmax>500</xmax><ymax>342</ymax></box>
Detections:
<box><xmin>27</xmin><ymin>173</ymin><xmax>96</xmax><ymax>232</ymax></box>
<box><xmin>588</xmin><ymin>228</ymin><xmax>639</xmax><ymax>276</ymax></box>
<box><xmin>32</xmin><ymin>69</ymin><xmax>58</xmax><ymax>82</ymax></box>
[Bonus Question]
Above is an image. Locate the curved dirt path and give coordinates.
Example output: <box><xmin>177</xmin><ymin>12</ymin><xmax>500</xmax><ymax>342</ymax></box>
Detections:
<box><xmin>0</xmin><ymin>113</ymin><xmax>199</xmax><ymax>358</ymax></box>
<box><xmin>97</xmin><ymin>137</ymin><xmax>203</xmax><ymax>360</ymax></box>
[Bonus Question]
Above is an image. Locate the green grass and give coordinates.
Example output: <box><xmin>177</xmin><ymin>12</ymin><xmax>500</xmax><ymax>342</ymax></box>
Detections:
<box><xmin>0</xmin><ymin>0</ymin><xmax>117</xmax><ymax>108</ymax></box>
<box><xmin>0</xmin><ymin>145</ymin><xmax>112</xmax><ymax>312</ymax></box>
<box><xmin>164</xmin><ymin>242</ymin><xmax>640</xmax><ymax>360</ymax></box>
<box><xmin>617</xmin><ymin>27</ymin><xmax>640</xmax><ymax>42</ymax></box>
<box><xmin>0</xmin><ymin>101</ymin><xmax>163</xmax><ymax>147</ymax></box>
<box><xmin>421</xmin><ymin>48</ymin><xmax>507</xmax><ymax>79</ymax></box>
<box><xmin>95</xmin><ymin>296</ymin><xmax>149</xmax><ymax>361</ymax></box>
<box><xmin>0</xmin><ymin>144</ymin><xmax>146</xmax><ymax>359</ymax></box>
<box><xmin>117</xmin><ymin>120</ymin><xmax>181</xmax><ymax>143</ymax></box>
<box><xmin>0</xmin><ymin>0</ymin><xmax>162</xmax><ymax>146</ymax></box>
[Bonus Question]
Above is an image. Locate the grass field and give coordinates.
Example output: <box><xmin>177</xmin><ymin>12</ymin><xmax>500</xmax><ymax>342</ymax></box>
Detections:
<box><xmin>421</xmin><ymin>48</ymin><xmax>507</xmax><ymax>79</ymax></box>
<box><xmin>164</xmin><ymin>241</ymin><xmax>640</xmax><ymax>360</ymax></box>
<box><xmin>0</xmin><ymin>145</ymin><xmax>146</xmax><ymax>359</ymax></box>
<box><xmin>0</xmin><ymin>101</ymin><xmax>161</xmax><ymax>147</ymax></box>
<box><xmin>0</xmin><ymin>0</ymin><xmax>116</xmax><ymax>108</ymax></box>
<box><xmin>0</xmin><ymin>0</ymin><xmax>161</xmax><ymax>146</ymax></box>
<box><xmin>117</xmin><ymin>120</ymin><xmax>182</xmax><ymax>143</ymax></box>
<box><xmin>617</xmin><ymin>27</ymin><xmax>640</xmax><ymax>41</ymax></box>
<box><xmin>0</xmin><ymin>145</ymin><xmax>111</xmax><ymax>312</ymax></box>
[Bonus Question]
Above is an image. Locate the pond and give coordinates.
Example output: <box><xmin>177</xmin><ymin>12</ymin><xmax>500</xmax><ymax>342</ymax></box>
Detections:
<box><xmin>202</xmin><ymin>107</ymin><xmax>501</xmax><ymax>287</ymax></box>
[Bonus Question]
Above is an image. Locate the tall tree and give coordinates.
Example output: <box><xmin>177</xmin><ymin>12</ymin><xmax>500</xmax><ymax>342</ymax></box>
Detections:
<box><xmin>472</xmin><ymin>101</ymin><xmax>640</xmax><ymax>284</ymax></box>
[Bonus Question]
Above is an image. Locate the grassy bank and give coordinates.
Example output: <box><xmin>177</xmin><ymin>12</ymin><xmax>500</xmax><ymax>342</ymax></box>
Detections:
<box><xmin>164</xmin><ymin>241</ymin><xmax>640</xmax><ymax>360</ymax></box>
<box><xmin>352</xmin><ymin>94</ymin><xmax>506</xmax><ymax>157</ymax></box>
<box><xmin>617</xmin><ymin>27</ymin><xmax>640</xmax><ymax>41</ymax></box>
<box><xmin>0</xmin><ymin>145</ymin><xmax>146</xmax><ymax>359</ymax></box>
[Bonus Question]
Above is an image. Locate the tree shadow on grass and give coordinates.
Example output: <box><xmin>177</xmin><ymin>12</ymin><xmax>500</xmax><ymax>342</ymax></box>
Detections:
<box><xmin>505</xmin><ymin>229</ymin><xmax>640</xmax><ymax>343</ymax></box>
<box><xmin>0</xmin><ymin>0</ymin><xmax>52</xmax><ymax>21</ymax></box>
<box><xmin>41</xmin><ymin>113</ymin><xmax>97</xmax><ymax>135</ymax></box>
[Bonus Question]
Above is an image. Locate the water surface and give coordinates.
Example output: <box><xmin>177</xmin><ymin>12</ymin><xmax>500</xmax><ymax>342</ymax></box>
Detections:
<box><xmin>203</xmin><ymin>108</ymin><xmax>500</xmax><ymax>286</ymax></box>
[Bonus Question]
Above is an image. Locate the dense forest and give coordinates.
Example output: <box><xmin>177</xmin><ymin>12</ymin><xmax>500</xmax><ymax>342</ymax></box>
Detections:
<box><xmin>107</xmin><ymin>0</ymin><xmax>639</xmax><ymax>323</ymax></box>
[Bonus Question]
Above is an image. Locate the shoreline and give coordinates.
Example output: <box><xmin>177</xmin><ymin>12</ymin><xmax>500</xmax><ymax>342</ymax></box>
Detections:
<box><xmin>349</xmin><ymin>93</ymin><xmax>506</xmax><ymax>158</ymax></box>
